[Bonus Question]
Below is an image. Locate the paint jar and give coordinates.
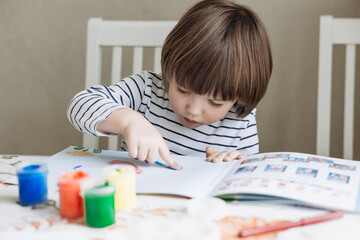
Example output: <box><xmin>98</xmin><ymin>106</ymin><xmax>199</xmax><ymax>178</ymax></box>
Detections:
<box><xmin>16</xmin><ymin>163</ymin><xmax>48</xmax><ymax>206</ymax></box>
<box><xmin>105</xmin><ymin>166</ymin><xmax>136</xmax><ymax>211</ymax></box>
<box><xmin>83</xmin><ymin>182</ymin><xmax>115</xmax><ymax>228</ymax></box>
<box><xmin>58</xmin><ymin>171</ymin><xmax>90</xmax><ymax>219</ymax></box>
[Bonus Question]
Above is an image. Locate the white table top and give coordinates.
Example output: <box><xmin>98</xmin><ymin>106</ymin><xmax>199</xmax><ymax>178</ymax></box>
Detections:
<box><xmin>1</xmin><ymin>154</ymin><xmax>360</xmax><ymax>240</ymax></box>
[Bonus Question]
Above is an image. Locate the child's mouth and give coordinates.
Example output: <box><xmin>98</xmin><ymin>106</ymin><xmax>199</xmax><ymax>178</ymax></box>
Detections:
<box><xmin>184</xmin><ymin>117</ymin><xmax>198</xmax><ymax>124</ymax></box>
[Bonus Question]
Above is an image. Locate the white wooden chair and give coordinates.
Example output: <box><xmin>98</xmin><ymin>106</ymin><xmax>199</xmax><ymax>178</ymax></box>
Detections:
<box><xmin>316</xmin><ymin>15</ymin><xmax>360</xmax><ymax>159</ymax></box>
<box><xmin>83</xmin><ymin>18</ymin><xmax>177</xmax><ymax>150</ymax></box>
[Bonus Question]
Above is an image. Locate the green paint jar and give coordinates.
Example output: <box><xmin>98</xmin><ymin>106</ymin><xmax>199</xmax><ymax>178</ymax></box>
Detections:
<box><xmin>83</xmin><ymin>182</ymin><xmax>115</xmax><ymax>228</ymax></box>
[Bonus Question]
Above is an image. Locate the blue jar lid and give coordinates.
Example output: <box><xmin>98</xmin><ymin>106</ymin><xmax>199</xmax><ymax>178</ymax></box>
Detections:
<box><xmin>17</xmin><ymin>163</ymin><xmax>48</xmax><ymax>177</ymax></box>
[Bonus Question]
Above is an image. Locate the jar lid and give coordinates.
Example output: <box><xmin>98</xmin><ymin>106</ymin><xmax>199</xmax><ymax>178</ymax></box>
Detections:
<box><xmin>58</xmin><ymin>171</ymin><xmax>90</xmax><ymax>187</ymax></box>
<box><xmin>16</xmin><ymin>163</ymin><xmax>48</xmax><ymax>176</ymax></box>
<box><xmin>83</xmin><ymin>182</ymin><xmax>115</xmax><ymax>196</ymax></box>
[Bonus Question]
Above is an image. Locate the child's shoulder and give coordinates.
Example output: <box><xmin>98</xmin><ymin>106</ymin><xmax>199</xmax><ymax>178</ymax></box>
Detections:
<box><xmin>134</xmin><ymin>71</ymin><xmax>164</xmax><ymax>87</ymax></box>
<box><xmin>137</xmin><ymin>70</ymin><xmax>162</xmax><ymax>81</ymax></box>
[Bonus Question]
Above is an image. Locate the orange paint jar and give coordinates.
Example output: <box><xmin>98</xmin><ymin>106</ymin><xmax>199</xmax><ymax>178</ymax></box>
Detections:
<box><xmin>58</xmin><ymin>171</ymin><xmax>90</xmax><ymax>219</ymax></box>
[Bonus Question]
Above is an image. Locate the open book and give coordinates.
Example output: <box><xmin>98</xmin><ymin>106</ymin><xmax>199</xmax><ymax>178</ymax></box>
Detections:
<box><xmin>7</xmin><ymin>146</ymin><xmax>360</xmax><ymax>213</ymax></box>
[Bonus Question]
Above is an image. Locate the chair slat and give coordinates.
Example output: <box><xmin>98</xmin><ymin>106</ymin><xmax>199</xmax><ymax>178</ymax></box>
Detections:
<box><xmin>317</xmin><ymin>16</ymin><xmax>333</xmax><ymax>157</ymax></box>
<box><xmin>106</xmin><ymin>47</ymin><xmax>123</xmax><ymax>150</ymax></box>
<box><xmin>83</xmin><ymin>19</ymin><xmax>104</xmax><ymax>149</ymax></box>
<box><xmin>154</xmin><ymin>47</ymin><xmax>162</xmax><ymax>73</ymax></box>
<box><xmin>343</xmin><ymin>44</ymin><xmax>356</xmax><ymax>160</ymax></box>
<box><xmin>108</xmin><ymin>136</ymin><xmax>119</xmax><ymax>151</ymax></box>
<box><xmin>133</xmin><ymin>47</ymin><xmax>143</xmax><ymax>74</ymax></box>
<box><xmin>111</xmin><ymin>47</ymin><xmax>122</xmax><ymax>84</ymax></box>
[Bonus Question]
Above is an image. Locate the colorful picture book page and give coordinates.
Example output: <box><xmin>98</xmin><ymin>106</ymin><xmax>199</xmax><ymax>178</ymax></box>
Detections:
<box><xmin>211</xmin><ymin>152</ymin><xmax>360</xmax><ymax>212</ymax></box>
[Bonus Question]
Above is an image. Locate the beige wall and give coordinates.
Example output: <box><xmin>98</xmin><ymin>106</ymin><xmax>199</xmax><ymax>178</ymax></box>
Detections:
<box><xmin>0</xmin><ymin>0</ymin><xmax>359</xmax><ymax>158</ymax></box>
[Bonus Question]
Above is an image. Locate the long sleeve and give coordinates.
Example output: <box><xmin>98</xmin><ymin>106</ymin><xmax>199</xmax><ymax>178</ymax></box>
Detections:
<box><xmin>67</xmin><ymin>72</ymin><xmax>149</xmax><ymax>136</ymax></box>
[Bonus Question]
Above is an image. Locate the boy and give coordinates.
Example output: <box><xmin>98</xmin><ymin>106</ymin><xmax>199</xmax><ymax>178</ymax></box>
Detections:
<box><xmin>67</xmin><ymin>0</ymin><xmax>272</xmax><ymax>169</ymax></box>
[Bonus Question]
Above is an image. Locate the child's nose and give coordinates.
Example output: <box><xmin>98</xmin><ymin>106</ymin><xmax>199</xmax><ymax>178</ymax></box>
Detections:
<box><xmin>185</xmin><ymin>99</ymin><xmax>202</xmax><ymax>116</ymax></box>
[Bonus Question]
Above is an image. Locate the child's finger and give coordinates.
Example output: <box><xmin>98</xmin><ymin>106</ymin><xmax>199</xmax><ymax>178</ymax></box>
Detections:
<box><xmin>236</xmin><ymin>152</ymin><xmax>247</xmax><ymax>160</ymax></box>
<box><xmin>208</xmin><ymin>151</ymin><xmax>227</xmax><ymax>163</ymax></box>
<box><xmin>206</xmin><ymin>146</ymin><xmax>215</xmax><ymax>157</ymax></box>
<box><xmin>159</xmin><ymin>147</ymin><xmax>182</xmax><ymax>170</ymax></box>
<box><xmin>225</xmin><ymin>151</ymin><xmax>244</xmax><ymax>161</ymax></box>
<box><xmin>206</xmin><ymin>151</ymin><xmax>220</xmax><ymax>162</ymax></box>
<box><xmin>137</xmin><ymin>144</ymin><xmax>149</xmax><ymax>161</ymax></box>
<box><xmin>126</xmin><ymin>141</ymin><xmax>139</xmax><ymax>160</ymax></box>
<box><xmin>146</xmin><ymin>147</ymin><xmax>158</xmax><ymax>164</ymax></box>
<box><xmin>216</xmin><ymin>151</ymin><xmax>229</xmax><ymax>162</ymax></box>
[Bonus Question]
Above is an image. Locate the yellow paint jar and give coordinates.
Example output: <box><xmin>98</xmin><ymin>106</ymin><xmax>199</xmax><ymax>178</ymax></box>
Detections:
<box><xmin>105</xmin><ymin>166</ymin><xmax>136</xmax><ymax>211</ymax></box>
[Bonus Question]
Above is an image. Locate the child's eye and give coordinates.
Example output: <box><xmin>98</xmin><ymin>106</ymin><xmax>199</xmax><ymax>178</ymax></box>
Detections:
<box><xmin>176</xmin><ymin>87</ymin><xmax>190</xmax><ymax>95</ymax></box>
<box><xmin>209</xmin><ymin>100</ymin><xmax>224</xmax><ymax>108</ymax></box>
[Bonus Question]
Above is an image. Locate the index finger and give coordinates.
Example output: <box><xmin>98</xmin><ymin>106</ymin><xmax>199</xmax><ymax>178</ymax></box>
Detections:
<box><xmin>159</xmin><ymin>148</ymin><xmax>182</xmax><ymax>170</ymax></box>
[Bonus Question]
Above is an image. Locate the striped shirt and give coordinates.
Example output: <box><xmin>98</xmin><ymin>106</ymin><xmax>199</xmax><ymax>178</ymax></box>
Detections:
<box><xmin>67</xmin><ymin>71</ymin><xmax>259</xmax><ymax>156</ymax></box>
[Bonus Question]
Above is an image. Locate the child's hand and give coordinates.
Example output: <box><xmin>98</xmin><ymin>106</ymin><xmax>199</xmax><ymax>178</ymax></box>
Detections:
<box><xmin>205</xmin><ymin>146</ymin><xmax>246</xmax><ymax>163</ymax></box>
<box><xmin>97</xmin><ymin>109</ymin><xmax>181</xmax><ymax>170</ymax></box>
<box><xmin>122</xmin><ymin>111</ymin><xmax>181</xmax><ymax>170</ymax></box>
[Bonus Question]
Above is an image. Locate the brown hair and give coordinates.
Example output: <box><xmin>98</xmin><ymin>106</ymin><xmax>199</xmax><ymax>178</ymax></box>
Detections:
<box><xmin>161</xmin><ymin>0</ymin><xmax>272</xmax><ymax>118</ymax></box>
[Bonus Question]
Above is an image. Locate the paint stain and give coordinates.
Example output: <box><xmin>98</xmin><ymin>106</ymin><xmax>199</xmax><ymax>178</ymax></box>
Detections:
<box><xmin>66</xmin><ymin>151</ymin><xmax>94</xmax><ymax>157</ymax></box>
<box><xmin>73</xmin><ymin>165</ymin><xmax>82</xmax><ymax>169</ymax></box>
<box><xmin>106</xmin><ymin>223</ymin><xmax>128</xmax><ymax>230</ymax></box>
<box><xmin>31</xmin><ymin>221</ymin><xmax>40</xmax><ymax>230</ymax></box>
<box><xmin>0</xmin><ymin>181</ymin><xmax>12</xmax><ymax>187</ymax></box>
<box><xmin>108</xmin><ymin>160</ymin><xmax>143</xmax><ymax>174</ymax></box>
<box><xmin>216</xmin><ymin>216</ymin><xmax>283</xmax><ymax>240</ymax></box>
<box><xmin>47</xmin><ymin>218</ymin><xmax>55</xmax><ymax>227</ymax></box>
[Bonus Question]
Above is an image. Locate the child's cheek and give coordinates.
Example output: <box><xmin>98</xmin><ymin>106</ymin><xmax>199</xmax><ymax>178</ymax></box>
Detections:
<box><xmin>204</xmin><ymin>108</ymin><xmax>229</xmax><ymax>124</ymax></box>
<box><xmin>168</xmin><ymin>98</ymin><xmax>184</xmax><ymax>117</ymax></box>
<box><xmin>204</xmin><ymin>113</ymin><xmax>222</xmax><ymax>125</ymax></box>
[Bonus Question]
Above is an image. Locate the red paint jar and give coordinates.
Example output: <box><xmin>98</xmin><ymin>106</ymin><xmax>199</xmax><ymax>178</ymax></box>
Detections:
<box><xmin>58</xmin><ymin>171</ymin><xmax>90</xmax><ymax>219</ymax></box>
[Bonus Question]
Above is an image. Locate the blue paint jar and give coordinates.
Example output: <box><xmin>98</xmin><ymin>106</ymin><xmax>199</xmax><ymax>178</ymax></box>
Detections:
<box><xmin>16</xmin><ymin>164</ymin><xmax>48</xmax><ymax>206</ymax></box>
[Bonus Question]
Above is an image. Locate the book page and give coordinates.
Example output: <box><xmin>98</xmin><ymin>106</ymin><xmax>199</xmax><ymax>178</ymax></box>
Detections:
<box><xmin>7</xmin><ymin>146</ymin><xmax>236</xmax><ymax>199</ymax></box>
<box><xmin>210</xmin><ymin>152</ymin><xmax>360</xmax><ymax>212</ymax></box>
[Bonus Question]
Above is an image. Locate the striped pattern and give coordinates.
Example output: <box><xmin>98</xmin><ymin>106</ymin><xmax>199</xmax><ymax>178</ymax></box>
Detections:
<box><xmin>67</xmin><ymin>71</ymin><xmax>259</xmax><ymax>156</ymax></box>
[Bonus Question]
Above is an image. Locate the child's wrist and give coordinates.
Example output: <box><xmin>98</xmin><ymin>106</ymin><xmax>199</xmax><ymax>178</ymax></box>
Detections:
<box><xmin>114</xmin><ymin>108</ymin><xmax>137</xmax><ymax>132</ymax></box>
<box><xmin>96</xmin><ymin>108</ymin><xmax>134</xmax><ymax>134</ymax></box>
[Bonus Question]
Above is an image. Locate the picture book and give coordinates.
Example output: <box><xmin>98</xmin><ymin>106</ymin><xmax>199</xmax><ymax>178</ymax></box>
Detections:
<box><xmin>6</xmin><ymin>146</ymin><xmax>360</xmax><ymax>213</ymax></box>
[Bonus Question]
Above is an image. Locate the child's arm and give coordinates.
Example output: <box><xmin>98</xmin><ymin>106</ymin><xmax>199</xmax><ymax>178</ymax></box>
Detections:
<box><xmin>67</xmin><ymin>73</ymin><xmax>150</xmax><ymax>137</ymax></box>
<box><xmin>67</xmin><ymin>72</ymin><xmax>180</xmax><ymax>169</ymax></box>
<box><xmin>97</xmin><ymin>108</ymin><xmax>181</xmax><ymax>170</ymax></box>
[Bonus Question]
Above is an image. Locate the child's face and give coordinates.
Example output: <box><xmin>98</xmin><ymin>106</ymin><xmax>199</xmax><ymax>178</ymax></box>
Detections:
<box><xmin>168</xmin><ymin>80</ymin><xmax>235</xmax><ymax>129</ymax></box>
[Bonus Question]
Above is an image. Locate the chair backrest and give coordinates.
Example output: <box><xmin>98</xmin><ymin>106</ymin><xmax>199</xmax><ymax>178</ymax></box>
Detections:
<box><xmin>317</xmin><ymin>15</ymin><xmax>360</xmax><ymax>159</ymax></box>
<box><xmin>83</xmin><ymin>18</ymin><xmax>177</xmax><ymax>150</ymax></box>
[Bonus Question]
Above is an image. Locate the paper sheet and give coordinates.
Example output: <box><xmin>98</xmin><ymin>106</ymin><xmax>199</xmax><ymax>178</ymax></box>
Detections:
<box><xmin>7</xmin><ymin>146</ymin><xmax>236</xmax><ymax>199</ymax></box>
